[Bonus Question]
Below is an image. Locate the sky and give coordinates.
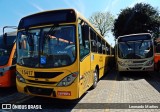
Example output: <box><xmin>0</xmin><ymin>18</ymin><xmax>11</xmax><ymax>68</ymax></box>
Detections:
<box><xmin>0</xmin><ymin>0</ymin><xmax>159</xmax><ymax>46</ymax></box>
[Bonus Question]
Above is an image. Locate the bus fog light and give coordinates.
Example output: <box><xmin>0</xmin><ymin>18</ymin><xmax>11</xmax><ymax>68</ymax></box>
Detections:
<box><xmin>57</xmin><ymin>72</ymin><xmax>78</xmax><ymax>87</ymax></box>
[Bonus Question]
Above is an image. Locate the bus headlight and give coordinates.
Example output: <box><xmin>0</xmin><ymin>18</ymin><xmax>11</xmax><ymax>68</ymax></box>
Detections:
<box><xmin>118</xmin><ymin>61</ymin><xmax>126</xmax><ymax>66</ymax></box>
<box><xmin>57</xmin><ymin>72</ymin><xmax>78</xmax><ymax>87</ymax></box>
<box><xmin>16</xmin><ymin>71</ymin><xmax>26</xmax><ymax>83</ymax></box>
<box><xmin>145</xmin><ymin>60</ymin><xmax>153</xmax><ymax>66</ymax></box>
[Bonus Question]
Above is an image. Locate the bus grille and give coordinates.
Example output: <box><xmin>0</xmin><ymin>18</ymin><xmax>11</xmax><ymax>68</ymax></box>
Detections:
<box><xmin>27</xmin><ymin>80</ymin><xmax>57</xmax><ymax>84</ymax></box>
<box><xmin>27</xmin><ymin>86</ymin><xmax>53</xmax><ymax>96</ymax></box>
<box><xmin>132</xmin><ymin>60</ymin><xmax>146</xmax><ymax>63</ymax></box>
<box><xmin>129</xmin><ymin>67</ymin><xmax>142</xmax><ymax>69</ymax></box>
<box><xmin>34</xmin><ymin>72</ymin><xmax>63</xmax><ymax>78</ymax></box>
<box><xmin>128</xmin><ymin>64</ymin><xmax>143</xmax><ymax>66</ymax></box>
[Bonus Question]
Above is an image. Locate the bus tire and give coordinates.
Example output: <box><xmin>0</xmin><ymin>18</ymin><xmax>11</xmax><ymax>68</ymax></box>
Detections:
<box><xmin>91</xmin><ymin>69</ymin><xmax>98</xmax><ymax>89</ymax></box>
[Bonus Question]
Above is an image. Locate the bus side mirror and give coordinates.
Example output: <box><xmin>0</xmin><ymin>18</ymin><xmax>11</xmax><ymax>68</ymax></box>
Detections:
<box><xmin>3</xmin><ymin>33</ymin><xmax>7</xmax><ymax>45</ymax></box>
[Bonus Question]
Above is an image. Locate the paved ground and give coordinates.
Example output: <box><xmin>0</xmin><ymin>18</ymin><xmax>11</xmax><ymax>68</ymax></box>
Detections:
<box><xmin>0</xmin><ymin>70</ymin><xmax>160</xmax><ymax>112</ymax></box>
<box><xmin>72</xmin><ymin>71</ymin><xmax>160</xmax><ymax>112</ymax></box>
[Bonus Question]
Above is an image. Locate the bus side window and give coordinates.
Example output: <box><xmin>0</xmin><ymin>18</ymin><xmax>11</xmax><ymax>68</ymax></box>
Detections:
<box><xmin>90</xmin><ymin>29</ymin><xmax>97</xmax><ymax>52</ymax></box>
<box><xmin>97</xmin><ymin>35</ymin><xmax>102</xmax><ymax>54</ymax></box>
<box><xmin>78</xmin><ymin>24</ymin><xmax>83</xmax><ymax>45</ymax></box>
<box><xmin>102</xmin><ymin>40</ymin><xmax>105</xmax><ymax>54</ymax></box>
<box><xmin>106</xmin><ymin>43</ymin><xmax>110</xmax><ymax>55</ymax></box>
<box><xmin>79</xmin><ymin>23</ymin><xmax>90</xmax><ymax>60</ymax></box>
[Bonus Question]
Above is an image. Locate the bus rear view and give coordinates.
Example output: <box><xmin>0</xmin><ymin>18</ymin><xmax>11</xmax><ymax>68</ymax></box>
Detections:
<box><xmin>116</xmin><ymin>33</ymin><xmax>154</xmax><ymax>72</ymax></box>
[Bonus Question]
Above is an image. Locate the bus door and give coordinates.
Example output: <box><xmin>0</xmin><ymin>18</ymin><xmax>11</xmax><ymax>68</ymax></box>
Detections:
<box><xmin>78</xmin><ymin>23</ymin><xmax>92</xmax><ymax>96</ymax></box>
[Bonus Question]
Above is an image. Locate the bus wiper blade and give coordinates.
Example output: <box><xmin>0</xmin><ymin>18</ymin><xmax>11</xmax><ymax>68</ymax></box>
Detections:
<box><xmin>125</xmin><ymin>42</ymin><xmax>131</xmax><ymax>48</ymax></box>
<box><xmin>41</xmin><ymin>24</ymin><xmax>59</xmax><ymax>53</ymax></box>
<box><xmin>139</xmin><ymin>40</ymin><xmax>144</xmax><ymax>49</ymax></box>
<box><xmin>44</xmin><ymin>24</ymin><xmax>59</xmax><ymax>39</ymax></box>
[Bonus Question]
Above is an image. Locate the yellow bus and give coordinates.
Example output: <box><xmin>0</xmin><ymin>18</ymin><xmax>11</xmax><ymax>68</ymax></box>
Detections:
<box><xmin>16</xmin><ymin>9</ymin><xmax>114</xmax><ymax>99</ymax></box>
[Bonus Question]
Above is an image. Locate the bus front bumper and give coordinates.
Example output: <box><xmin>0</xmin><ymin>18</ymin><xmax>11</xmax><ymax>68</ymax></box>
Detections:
<box><xmin>118</xmin><ymin>65</ymin><xmax>154</xmax><ymax>71</ymax></box>
<box><xmin>16</xmin><ymin>79</ymin><xmax>79</xmax><ymax>100</ymax></box>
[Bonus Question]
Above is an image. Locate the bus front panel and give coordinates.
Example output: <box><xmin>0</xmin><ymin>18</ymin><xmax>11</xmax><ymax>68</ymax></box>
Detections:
<box><xmin>16</xmin><ymin>62</ymin><xmax>79</xmax><ymax>99</ymax></box>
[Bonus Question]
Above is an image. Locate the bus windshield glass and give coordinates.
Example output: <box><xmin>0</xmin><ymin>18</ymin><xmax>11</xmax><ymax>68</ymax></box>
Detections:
<box><xmin>118</xmin><ymin>40</ymin><xmax>153</xmax><ymax>59</ymax></box>
<box><xmin>0</xmin><ymin>36</ymin><xmax>16</xmax><ymax>66</ymax></box>
<box><xmin>17</xmin><ymin>25</ymin><xmax>76</xmax><ymax>68</ymax></box>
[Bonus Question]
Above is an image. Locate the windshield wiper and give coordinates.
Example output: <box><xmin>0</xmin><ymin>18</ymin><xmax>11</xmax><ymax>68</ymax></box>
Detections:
<box><xmin>44</xmin><ymin>24</ymin><xmax>59</xmax><ymax>39</ymax></box>
<box><xmin>125</xmin><ymin>42</ymin><xmax>131</xmax><ymax>48</ymax></box>
<box><xmin>41</xmin><ymin>24</ymin><xmax>59</xmax><ymax>53</ymax></box>
<box><xmin>139</xmin><ymin>40</ymin><xmax>144</xmax><ymax>49</ymax></box>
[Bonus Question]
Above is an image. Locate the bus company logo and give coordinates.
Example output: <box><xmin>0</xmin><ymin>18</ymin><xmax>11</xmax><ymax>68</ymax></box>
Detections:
<box><xmin>2</xmin><ymin>104</ymin><xmax>11</xmax><ymax>109</ymax></box>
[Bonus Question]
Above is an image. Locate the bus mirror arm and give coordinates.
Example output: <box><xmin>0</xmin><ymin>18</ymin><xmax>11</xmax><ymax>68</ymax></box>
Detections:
<box><xmin>2</xmin><ymin>26</ymin><xmax>17</xmax><ymax>45</ymax></box>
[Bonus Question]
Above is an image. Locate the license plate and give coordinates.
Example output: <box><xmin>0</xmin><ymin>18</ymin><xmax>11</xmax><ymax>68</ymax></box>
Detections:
<box><xmin>57</xmin><ymin>91</ymin><xmax>71</xmax><ymax>96</ymax></box>
<box><xmin>22</xmin><ymin>70</ymin><xmax>34</xmax><ymax>77</ymax></box>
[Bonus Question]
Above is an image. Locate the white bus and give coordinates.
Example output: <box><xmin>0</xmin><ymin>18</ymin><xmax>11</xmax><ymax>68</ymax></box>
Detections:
<box><xmin>116</xmin><ymin>33</ymin><xmax>154</xmax><ymax>73</ymax></box>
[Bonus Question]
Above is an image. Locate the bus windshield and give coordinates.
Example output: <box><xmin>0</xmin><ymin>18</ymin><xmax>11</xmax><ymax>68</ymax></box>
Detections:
<box><xmin>0</xmin><ymin>36</ymin><xmax>16</xmax><ymax>66</ymax></box>
<box><xmin>118</xmin><ymin>40</ymin><xmax>153</xmax><ymax>59</ymax></box>
<box><xmin>17</xmin><ymin>25</ymin><xmax>76</xmax><ymax>68</ymax></box>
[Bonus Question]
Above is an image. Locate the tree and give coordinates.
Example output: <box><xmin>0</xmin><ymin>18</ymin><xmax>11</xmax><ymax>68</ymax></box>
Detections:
<box><xmin>89</xmin><ymin>12</ymin><xmax>114</xmax><ymax>37</ymax></box>
<box><xmin>112</xmin><ymin>3</ymin><xmax>160</xmax><ymax>39</ymax></box>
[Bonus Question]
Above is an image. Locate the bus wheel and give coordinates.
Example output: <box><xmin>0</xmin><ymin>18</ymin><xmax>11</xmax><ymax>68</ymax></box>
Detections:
<box><xmin>91</xmin><ymin>69</ymin><xmax>98</xmax><ymax>89</ymax></box>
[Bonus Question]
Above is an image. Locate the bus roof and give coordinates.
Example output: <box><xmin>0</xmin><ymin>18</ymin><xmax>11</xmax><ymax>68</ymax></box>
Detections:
<box><xmin>18</xmin><ymin>8</ymin><xmax>111</xmax><ymax>47</ymax></box>
<box><xmin>117</xmin><ymin>33</ymin><xmax>152</xmax><ymax>42</ymax></box>
<box><xmin>74</xmin><ymin>9</ymin><xmax>112</xmax><ymax>47</ymax></box>
<box><xmin>117</xmin><ymin>33</ymin><xmax>151</xmax><ymax>39</ymax></box>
